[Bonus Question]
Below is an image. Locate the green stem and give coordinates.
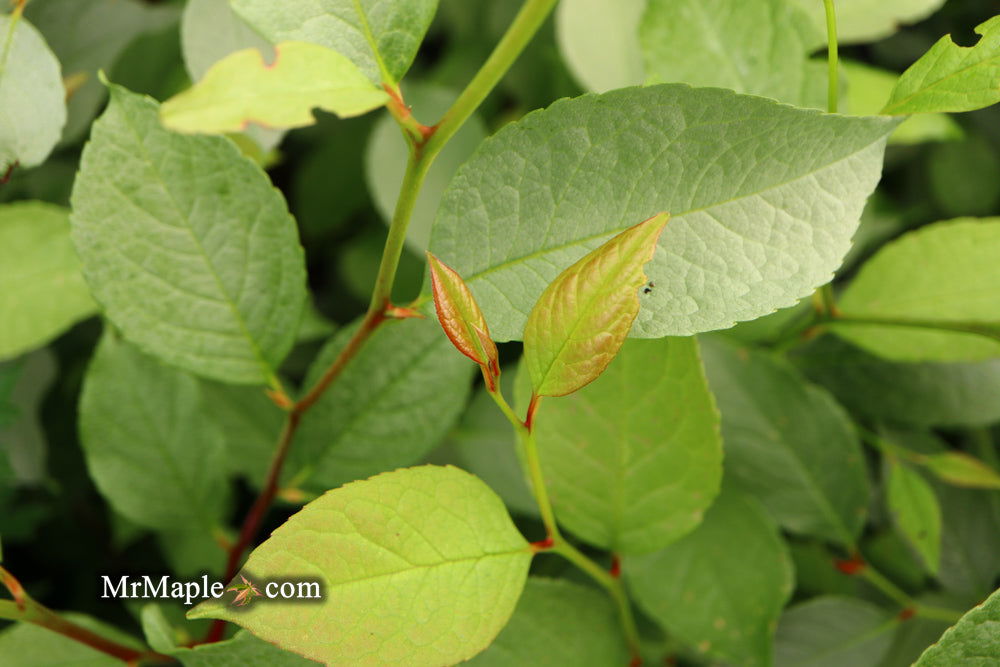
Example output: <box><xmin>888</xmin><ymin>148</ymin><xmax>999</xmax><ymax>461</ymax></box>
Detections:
<box><xmin>421</xmin><ymin>0</ymin><xmax>559</xmax><ymax>163</ymax></box>
<box><xmin>822</xmin><ymin>0</ymin><xmax>838</xmax><ymax>114</ymax></box>
<box><xmin>859</xmin><ymin>564</ymin><xmax>964</xmax><ymax>623</ymax></box>
<box><xmin>915</xmin><ymin>604</ymin><xmax>965</xmax><ymax>624</ymax></box>
<box><xmin>486</xmin><ymin>386</ymin><xmax>642</xmax><ymax>662</ymax></box>
<box><xmin>0</xmin><ymin>0</ymin><xmax>26</xmax><ymax>78</ymax></box>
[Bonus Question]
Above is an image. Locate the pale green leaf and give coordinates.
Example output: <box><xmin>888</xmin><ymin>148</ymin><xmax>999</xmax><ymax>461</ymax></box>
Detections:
<box><xmin>188</xmin><ymin>465</ymin><xmax>532</xmax><ymax>667</ymax></box>
<box><xmin>887</xmin><ymin>462</ymin><xmax>942</xmax><ymax>574</ymax></box>
<box><xmin>796</xmin><ymin>336</ymin><xmax>1000</xmax><ymax>428</ymax></box>
<box><xmin>640</xmin><ymin>0</ymin><xmax>825</xmax><ymax>108</ymax></box>
<box><xmin>0</xmin><ymin>202</ymin><xmax>95</xmax><ymax>360</ymax></box>
<box><xmin>842</xmin><ymin>60</ymin><xmax>961</xmax><ymax>145</ymax></box>
<box><xmin>161</xmin><ymin>42</ymin><xmax>388</xmax><ymax>134</ymax></box>
<box><xmin>914</xmin><ymin>587</ymin><xmax>1000</xmax><ymax>666</ymax></box>
<box><xmin>922</xmin><ymin>452</ymin><xmax>1000</xmax><ymax>490</ymax></box>
<box><xmin>774</xmin><ymin>597</ymin><xmax>897</xmax><ymax>667</ymax></box>
<box><xmin>836</xmin><ymin>219</ymin><xmax>1000</xmax><ymax>362</ymax></box>
<box><xmin>465</xmin><ymin>578</ymin><xmax>629</xmax><ymax>666</ymax></box>
<box><xmin>626</xmin><ymin>487</ymin><xmax>794</xmax><ymax>666</ymax></box>
<box><xmin>429</xmin><ymin>85</ymin><xmax>898</xmax><ymax>342</ymax></box>
<box><xmin>291</xmin><ymin>317</ymin><xmax>473</xmax><ymax>491</ymax></box>
<box><xmin>79</xmin><ymin>333</ymin><xmax>228</xmax><ymax>531</ymax></box>
<box><xmin>791</xmin><ymin>0</ymin><xmax>945</xmax><ymax>45</ymax></box>
<box><xmin>181</xmin><ymin>0</ymin><xmax>272</xmax><ymax>81</ymax></box>
<box><xmin>231</xmin><ymin>0</ymin><xmax>438</xmax><ymax>84</ymax></box>
<box><xmin>70</xmin><ymin>84</ymin><xmax>306</xmax><ymax>385</ymax></box>
<box><xmin>884</xmin><ymin>16</ymin><xmax>1000</xmax><ymax>115</ymax></box>
<box><xmin>180</xmin><ymin>0</ymin><xmax>284</xmax><ymax>152</ymax></box>
<box><xmin>515</xmin><ymin>337</ymin><xmax>722</xmax><ymax>554</ymax></box>
<box><xmin>701</xmin><ymin>337</ymin><xmax>869</xmax><ymax>546</ymax></box>
<box><xmin>555</xmin><ymin>0</ymin><xmax>645</xmax><ymax>92</ymax></box>
<box><xmin>524</xmin><ymin>213</ymin><xmax>668</xmax><ymax>398</ymax></box>
<box><xmin>0</xmin><ymin>14</ymin><xmax>66</xmax><ymax>171</ymax></box>
<box><xmin>365</xmin><ymin>83</ymin><xmax>486</xmax><ymax>252</ymax></box>
<box><xmin>25</xmin><ymin>0</ymin><xmax>177</xmax><ymax>142</ymax></box>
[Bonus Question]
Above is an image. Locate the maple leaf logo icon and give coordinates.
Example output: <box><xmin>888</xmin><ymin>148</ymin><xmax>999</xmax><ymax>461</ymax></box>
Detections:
<box><xmin>227</xmin><ymin>575</ymin><xmax>262</xmax><ymax>607</ymax></box>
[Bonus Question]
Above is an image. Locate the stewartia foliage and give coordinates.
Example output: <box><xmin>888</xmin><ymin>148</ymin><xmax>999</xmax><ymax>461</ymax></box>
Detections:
<box><xmin>3</xmin><ymin>0</ymin><xmax>1000</xmax><ymax>666</ymax></box>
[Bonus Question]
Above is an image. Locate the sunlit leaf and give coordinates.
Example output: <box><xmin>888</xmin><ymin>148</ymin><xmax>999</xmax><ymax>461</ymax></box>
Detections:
<box><xmin>914</xmin><ymin>587</ymin><xmax>1000</xmax><ymax>666</ymax></box>
<box><xmin>189</xmin><ymin>465</ymin><xmax>532</xmax><ymax>667</ymax></box>
<box><xmin>161</xmin><ymin>42</ymin><xmax>388</xmax><ymax>134</ymax></box>
<box><xmin>887</xmin><ymin>461</ymin><xmax>942</xmax><ymax>574</ymax></box>
<box><xmin>921</xmin><ymin>452</ymin><xmax>1000</xmax><ymax>490</ymax></box>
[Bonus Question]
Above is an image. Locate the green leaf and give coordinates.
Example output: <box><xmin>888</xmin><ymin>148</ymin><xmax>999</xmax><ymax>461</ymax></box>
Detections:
<box><xmin>886</xmin><ymin>462</ymin><xmax>942</xmax><ymax>574</ymax></box>
<box><xmin>626</xmin><ymin>487</ymin><xmax>794</xmax><ymax>666</ymax></box>
<box><xmin>291</xmin><ymin>317</ymin><xmax>473</xmax><ymax>491</ymax></box>
<box><xmin>465</xmin><ymin>578</ymin><xmax>629</xmax><ymax>666</ymax></box>
<box><xmin>884</xmin><ymin>16</ymin><xmax>1000</xmax><ymax>115</ymax></box>
<box><xmin>921</xmin><ymin>452</ymin><xmax>1000</xmax><ymax>490</ymax></box>
<box><xmin>640</xmin><ymin>0</ymin><xmax>825</xmax><ymax>108</ymax></box>
<box><xmin>427</xmin><ymin>252</ymin><xmax>499</xmax><ymax>384</ymax></box>
<box><xmin>523</xmin><ymin>213</ymin><xmax>668</xmax><ymax>398</ymax></box>
<box><xmin>515</xmin><ymin>337</ymin><xmax>722</xmax><ymax>554</ymax></box>
<box><xmin>0</xmin><ymin>613</ymin><xmax>143</xmax><ymax>667</ymax></box>
<box><xmin>231</xmin><ymin>0</ymin><xmax>439</xmax><ymax>84</ymax></box>
<box><xmin>429</xmin><ymin>85</ymin><xmax>898</xmax><ymax>342</ymax></box>
<box><xmin>0</xmin><ymin>349</ymin><xmax>56</xmax><ymax>484</ymax></box>
<box><xmin>365</xmin><ymin>83</ymin><xmax>486</xmax><ymax>252</ymax></box>
<box><xmin>555</xmin><ymin>0</ymin><xmax>645</xmax><ymax>92</ymax></box>
<box><xmin>836</xmin><ymin>219</ymin><xmax>1000</xmax><ymax>363</ymax></box>
<box><xmin>0</xmin><ymin>14</ymin><xmax>66</xmax><ymax>171</ymax></box>
<box><xmin>914</xmin><ymin>587</ymin><xmax>1000</xmax><ymax>666</ymax></box>
<box><xmin>791</xmin><ymin>0</ymin><xmax>946</xmax><ymax>45</ymax></box>
<box><xmin>180</xmin><ymin>0</ymin><xmax>284</xmax><ymax>152</ymax></box>
<box><xmin>161</xmin><ymin>42</ymin><xmax>389</xmax><ymax>134</ymax></box>
<box><xmin>70</xmin><ymin>84</ymin><xmax>307</xmax><ymax>385</ymax></box>
<box><xmin>188</xmin><ymin>465</ymin><xmax>532</xmax><ymax>666</ymax></box>
<box><xmin>142</xmin><ymin>605</ymin><xmax>317</xmax><ymax>666</ymax></box>
<box><xmin>928</xmin><ymin>138</ymin><xmax>1000</xmax><ymax>217</ymax></box>
<box><xmin>796</xmin><ymin>336</ymin><xmax>1000</xmax><ymax>428</ymax></box>
<box><xmin>842</xmin><ymin>60</ymin><xmax>961</xmax><ymax>145</ymax></box>
<box><xmin>701</xmin><ymin>337</ymin><xmax>869</xmax><ymax>546</ymax></box>
<box><xmin>0</xmin><ymin>202</ymin><xmax>96</xmax><ymax>360</ymax></box>
<box><xmin>937</xmin><ymin>482</ymin><xmax>1000</xmax><ymax>599</ymax></box>
<box><xmin>774</xmin><ymin>597</ymin><xmax>897</xmax><ymax>667</ymax></box>
<box><xmin>79</xmin><ymin>333</ymin><xmax>228</xmax><ymax>531</ymax></box>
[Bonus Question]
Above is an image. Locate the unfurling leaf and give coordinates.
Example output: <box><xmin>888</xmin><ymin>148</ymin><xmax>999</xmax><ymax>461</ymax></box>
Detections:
<box><xmin>160</xmin><ymin>41</ymin><xmax>389</xmax><ymax>134</ymax></box>
<box><xmin>188</xmin><ymin>465</ymin><xmax>531</xmax><ymax>667</ymax></box>
<box><xmin>523</xmin><ymin>213</ymin><xmax>668</xmax><ymax>398</ymax></box>
<box><xmin>887</xmin><ymin>462</ymin><xmax>942</xmax><ymax>574</ymax></box>
<box><xmin>427</xmin><ymin>252</ymin><xmax>500</xmax><ymax>390</ymax></box>
<box><xmin>883</xmin><ymin>16</ymin><xmax>1000</xmax><ymax>115</ymax></box>
<box><xmin>921</xmin><ymin>451</ymin><xmax>1000</xmax><ymax>490</ymax></box>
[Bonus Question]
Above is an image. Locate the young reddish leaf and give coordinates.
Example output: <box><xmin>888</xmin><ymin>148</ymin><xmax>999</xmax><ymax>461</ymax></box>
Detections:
<box><xmin>523</xmin><ymin>213</ymin><xmax>669</xmax><ymax>398</ymax></box>
<box><xmin>427</xmin><ymin>251</ymin><xmax>500</xmax><ymax>390</ymax></box>
<box><xmin>921</xmin><ymin>451</ymin><xmax>1000</xmax><ymax>490</ymax></box>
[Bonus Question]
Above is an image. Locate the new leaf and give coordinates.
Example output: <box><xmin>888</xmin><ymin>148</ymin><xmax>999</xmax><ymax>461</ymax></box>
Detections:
<box><xmin>523</xmin><ymin>213</ymin><xmax>668</xmax><ymax>398</ymax></box>
<box><xmin>427</xmin><ymin>252</ymin><xmax>499</xmax><ymax>390</ymax></box>
<box><xmin>160</xmin><ymin>41</ymin><xmax>389</xmax><ymax>134</ymax></box>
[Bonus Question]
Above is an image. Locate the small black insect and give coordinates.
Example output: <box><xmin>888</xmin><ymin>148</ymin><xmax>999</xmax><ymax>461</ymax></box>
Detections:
<box><xmin>643</xmin><ymin>281</ymin><xmax>654</xmax><ymax>295</ymax></box>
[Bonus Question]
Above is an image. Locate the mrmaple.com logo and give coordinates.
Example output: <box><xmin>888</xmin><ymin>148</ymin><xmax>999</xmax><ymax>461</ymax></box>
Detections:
<box><xmin>101</xmin><ymin>574</ymin><xmax>323</xmax><ymax>606</ymax></box>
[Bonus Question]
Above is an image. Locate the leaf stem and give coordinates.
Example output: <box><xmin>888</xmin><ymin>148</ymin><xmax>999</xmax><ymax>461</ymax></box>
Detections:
<box><xmin>0</xmin><ymin>565</ymin><xmax>169</xmax><ymax>663</ymax></box>
<box><xmin>826</xmin><ymin>313</ymin><xmax>1000</xmax><ymax>345</ymax></box>
<box><xmin>858</xmin><ymin>563</ymin><xmax>964</xmax><ymax>623</ymax></box>
<box><xmin>486</xmin><ymin>386</ymin><xmax>643</xmax><ymax>662</ymax></box>
<box><xmin>208</xmin><ymin>0</ymin><xmax>561</xmax><ymax>644</ymax></box>
<box><xmin>0</xmin><ymin>0</ymin><xmax>27</xmax><ymax>78</ymax></box>
<box><xmin>421</xmin><ymin>0</ymin><xmax>559</xmax><ymax>163</ymax></box>
<box><xmin>822</xmin><ymin>0</ymin><xmax>838</xmax><ymax>114</ymax></box>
